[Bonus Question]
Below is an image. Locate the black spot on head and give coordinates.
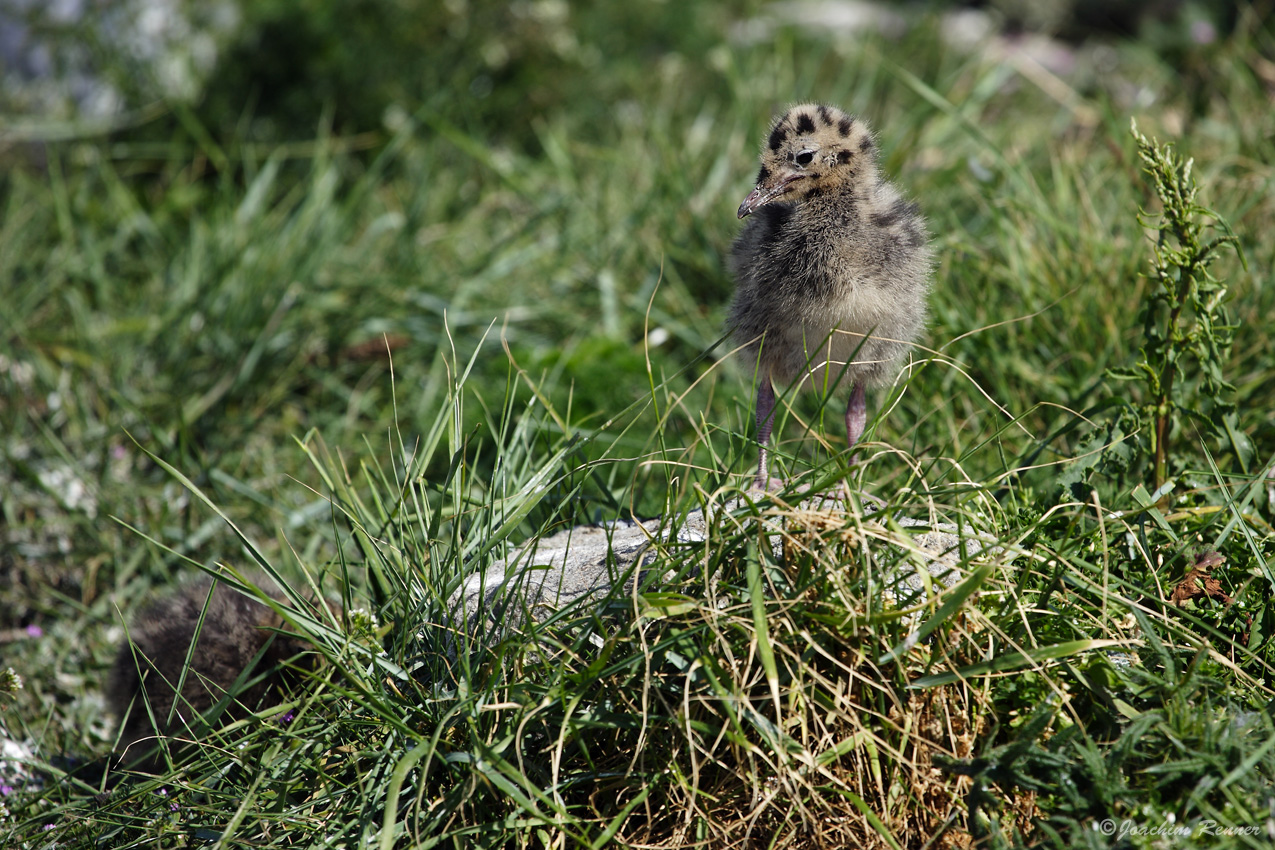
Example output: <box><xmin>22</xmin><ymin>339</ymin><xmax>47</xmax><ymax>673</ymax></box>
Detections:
<box><xmin>817</xmin><ymin>105</ymin><xmax>832</xmax><ymax>126</ymax></box>
<box><xmin>795</xmin><ymin>113</ymin><xmax>816</xmax><ymax>134</ymax></box>
<box><xmin>838</xmin><ymin>118</ymin><xmax>853</xmax><ymax>137</ymax></box>
<box><xmin>901</xmin><ymin>222</ymin><xmax>926</xmax><ymax>249</ymax></box>
<box><xmin>756</xmin><ymin>165</ymin><xmax>771</xmax><ymax>185</ymax></box>
<box><xmin>768</xmin><ymin>126</ymin><xmax>787</xmax><ymax>151</ymax></box>
<box><xmin>859</xmin><ymin>136</ymin><xmax>874</xmax><ymax>153</ymax></box>
<box><xmin>836</xmin><ymin>149</ymin><xmax>854</xmax><ymax>165</ymax></box>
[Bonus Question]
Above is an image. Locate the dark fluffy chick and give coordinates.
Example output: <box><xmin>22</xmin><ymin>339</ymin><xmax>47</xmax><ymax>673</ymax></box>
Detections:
<box><xmin>108</xmin><ymin>575</ymin><xmax>333</xmax><ymax>768</ymax></box>
<box><xmin>729</xmin><ymin>103</ymin><xmax>932</xmax><ymax>488</ymax></box>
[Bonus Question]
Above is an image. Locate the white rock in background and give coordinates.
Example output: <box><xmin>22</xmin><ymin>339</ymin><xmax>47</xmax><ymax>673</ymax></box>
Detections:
<box><xmin>0</xmin><ymin>0</ymin><xmax>239</xmax><ymax>118</ymax></box>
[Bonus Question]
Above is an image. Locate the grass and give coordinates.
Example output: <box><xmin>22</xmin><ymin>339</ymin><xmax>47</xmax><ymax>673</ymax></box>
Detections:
<box><xmin>2</xmin><ymin>1</ymin><xmax>1274</xmax><ymax>847</ymax></box>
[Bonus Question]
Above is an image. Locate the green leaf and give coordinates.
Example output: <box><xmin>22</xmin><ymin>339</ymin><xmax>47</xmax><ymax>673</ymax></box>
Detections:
<box><xmin>910</xmin><ymin>640</ymin><xmax>1129</xmax><ymax>689</ymax></box>
<box><xmin>879</xmin><ymin>564</ymin><xmax>994</xmax><ymax>666</ymax></box>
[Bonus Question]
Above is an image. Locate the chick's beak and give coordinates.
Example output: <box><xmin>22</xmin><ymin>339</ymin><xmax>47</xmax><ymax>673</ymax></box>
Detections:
<box><xmin>736</xmin><ymin>187</ymin><xmax>768</xmax><ymax>219</ymax></box>
<box><xmin>736</xmin><ymin>172</ymin><xmax>805</xmax><ymax>219</ymax></box>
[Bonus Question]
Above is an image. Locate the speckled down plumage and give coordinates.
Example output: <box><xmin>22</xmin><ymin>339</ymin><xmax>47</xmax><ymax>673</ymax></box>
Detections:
<box><xmin>729</xmin><ymin>104</ymin><xmax>931</xmax><ymax>389</ymax></box>
<box><xmin>727</xmin><ymin>104</ymin><xmax>932</xmax><ymax>486</ymax></box>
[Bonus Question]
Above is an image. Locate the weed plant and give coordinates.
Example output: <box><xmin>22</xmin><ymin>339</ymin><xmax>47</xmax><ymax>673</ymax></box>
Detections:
<box><xmin>2</xmin><ymin>2</ymin><xmax>1274</xmax><ymax>848</ymax></box>
<box><xmin>1105</xmin><ymin>121</ymin><xmax>1248</xmax><ymax>499</ymax></box>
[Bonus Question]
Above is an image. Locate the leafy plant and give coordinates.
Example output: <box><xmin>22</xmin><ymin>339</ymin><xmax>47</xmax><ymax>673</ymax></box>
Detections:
<box><xmin>1108</xmin><ymin>121</ymin><xmax>1249</xmax><ymax>497</ymax></box>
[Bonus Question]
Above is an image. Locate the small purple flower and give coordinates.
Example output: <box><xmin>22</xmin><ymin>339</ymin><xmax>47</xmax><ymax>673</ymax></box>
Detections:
<box><xmin>170</xmin><ymin>802</ymin><xmax>180</xmax><ymax>812</ymax></box>
<box><xmin>1190</xmin><ymin>19</ymin><xmax>1216</xmax><ymax>45</ymax></box>
<box><xmin>25</xmin><ymin>625</ymin><xmax>42</xmax><ymax>638</ymax></box>
<box><xmin>1</xmin><ymin>783</ymin><xmax>15</xmax><ymax>796</ymax></box>
<box><xmin>278</xmin><ymin>710</ymin><xmax>296</xmax><ymax>725</ymax></box>
<box><xmin>43</xmin><ymin>824</ymin><xmax>55</xmax><ymax>831</ymax></box>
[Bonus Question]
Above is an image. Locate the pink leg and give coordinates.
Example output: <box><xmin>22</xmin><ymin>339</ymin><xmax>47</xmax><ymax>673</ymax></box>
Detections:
<box><xmin>754</xmin><ymin>378</ymin><xmax>777</xmax><ymax>489</ymax></box>
<box><xmin>845</xmin><ymin>383</ymin><xmax>866</xmax><ymax>463</ymax></box>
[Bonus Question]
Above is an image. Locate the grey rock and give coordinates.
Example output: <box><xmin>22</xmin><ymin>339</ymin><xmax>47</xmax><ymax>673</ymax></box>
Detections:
<box><xmin>453</xmin><ymin>494</ymin><xmax>998</xmax><ymax>634</ymax></box>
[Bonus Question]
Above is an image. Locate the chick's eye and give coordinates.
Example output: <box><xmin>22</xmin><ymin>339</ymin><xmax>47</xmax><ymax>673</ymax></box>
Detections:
<box><xmin>795</xmin><ymin>150</ymin><xmax>815</xmax><ymax>167</ymax></box>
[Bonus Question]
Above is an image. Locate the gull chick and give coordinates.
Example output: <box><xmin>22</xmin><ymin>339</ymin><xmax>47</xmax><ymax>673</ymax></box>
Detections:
<box><xmin>728</xmin><ymin>104</ymin><xmax>932</xmax><ymax>488</ymax></box>
<box><xmin>108</xmin><ymin>576</ymin><xmax>334</xmax><ymax>768</ymax></box>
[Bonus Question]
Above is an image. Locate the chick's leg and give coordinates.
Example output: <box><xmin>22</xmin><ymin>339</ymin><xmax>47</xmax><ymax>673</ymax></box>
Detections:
<box><xmin>844</xmin><ymin>382</ymin><xmax>867</xmax><ymax>462</ymax></box>
<box><xmin>753</xmin><ymin>378</ymin><xmax>778</xmax><ymax>489</ymax></box>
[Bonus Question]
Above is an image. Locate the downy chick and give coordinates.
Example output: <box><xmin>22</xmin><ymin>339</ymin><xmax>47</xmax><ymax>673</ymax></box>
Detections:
<box><xmin>108</xmin><ymin>575</ymin><xmax>335</xmax><ymax>769</ymax></box>
<box><xmin>728</xmin><ymin>104</ymin><xmax>932</xmax><ymax>488</ymax></box>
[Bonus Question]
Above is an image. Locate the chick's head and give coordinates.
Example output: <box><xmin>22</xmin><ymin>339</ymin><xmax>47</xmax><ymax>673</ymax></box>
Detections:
<box><xmin>738</xmin><ymin>104</ymin><xmax>877</xmax><ymax>219</ymax></box>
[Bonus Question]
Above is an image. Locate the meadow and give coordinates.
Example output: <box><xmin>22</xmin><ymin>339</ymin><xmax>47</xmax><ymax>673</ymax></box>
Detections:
<box><xmin>2</xmin><ymin>1</ymin><xmax>1273</xmax><ymax>847</ymax></box>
